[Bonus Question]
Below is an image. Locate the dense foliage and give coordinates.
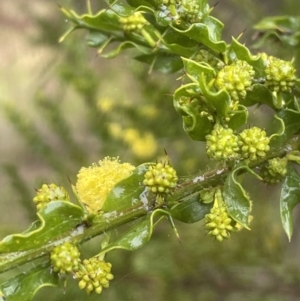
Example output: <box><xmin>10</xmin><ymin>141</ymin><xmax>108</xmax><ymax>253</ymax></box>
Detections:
<box><xmin>1</xmin><ymin>1</ymin><xmax>300</xmax><ymax>300</ymax></box>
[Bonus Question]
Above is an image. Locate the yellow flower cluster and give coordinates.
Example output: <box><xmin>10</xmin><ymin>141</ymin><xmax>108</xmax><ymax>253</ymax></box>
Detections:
<box><xmin>76</xmin><ymin>157</ymin><xmax>135</xmax><ymax>213</ymax></box>
<box><xmin>108</xmin><ymin>123</ymin><xmax>158</xmax><ymax>159</ymax></box>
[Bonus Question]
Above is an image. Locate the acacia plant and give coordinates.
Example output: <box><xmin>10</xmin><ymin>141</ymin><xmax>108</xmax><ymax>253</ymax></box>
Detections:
<box><xmin>1</xmin><ymin>0</ymin><xmax>300</xmax><ymax>300</ymax></box>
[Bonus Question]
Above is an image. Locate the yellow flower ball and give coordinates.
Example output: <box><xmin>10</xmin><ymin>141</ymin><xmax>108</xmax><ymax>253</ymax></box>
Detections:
<box><xmin>76</xmin><ymin>157</ymin><xmax>135</xmax><ymax>213</ymax></box>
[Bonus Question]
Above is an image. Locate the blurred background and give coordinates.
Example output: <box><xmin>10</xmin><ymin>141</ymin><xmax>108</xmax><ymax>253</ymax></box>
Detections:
<box><xmin>1</xmin><ymin>0</ymin><xmax>300</xmax><ymax>300</ymax></box>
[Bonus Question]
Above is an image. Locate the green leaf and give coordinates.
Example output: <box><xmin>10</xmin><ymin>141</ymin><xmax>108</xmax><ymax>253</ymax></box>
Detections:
<box><xmin>243</xmin><ymin>84</ymin><xmax>277</xmax><ymax>108</ymax></box>
<box><xmin>86</xmin><ymin>31</ymin><xmax>110</xmax><ymax>47</ymax></box>
<box><xmin>99</xmin><ymin>215</ymin><xmax>154</xmax><ymax>253</ymax></box>
<box><xmin>135</xmin><ymin>53</ymin><xmax>183</xmax><ymax>73</ymax></box>
<box><xmin>170</xmin><ymin>191</ymin><xmax>212</xmax><ymax>223</ymax></box>
<box><xmin>101</xmin><ymin>164</ymin><xmax>154</xmax><ymax>213</ymax></box>
<box><xmin>0</xmin><ymin>202</ymin><xmax>84</xmax><ymax>253</ymax></box>
<box><xmin>126</xmin><ymin>0</ymin><xmax>154</xmax><ymax>8</ymax></box>
<box><xmin>101</xmin><ymin>41</ymin><xmax>152</xmax><ymax>58</ymax></box>
<box><xmin>198</xmin><ymin>73</ymin><xmax>230</xmax><ymax>117</ymax></box>
<box><xmin>253</xmin><ymin>16</ymin><xmax>300</xmax><ymax>47</ymax></box>
<box><xmin>270</xmin><ymin>109</ymin><xmax>300</xmax><ymax>147</ymax></box>
<box><xmin>108</xmin><ymin>2</ymin><xmax>136</xmax><ymax>16</ymax></box>
<box><xmin>162</xmin><ymin>41</ymin><xmax>196</xmax><ymax>58</ymax></box>
<box><xmin>223</xmin><ymin>164</ymin><xmax>260</xmax><ymax>229</ymax></box>
<box><xmin>227</xmin><ymin>105</ymin><xmax>248</xmax><ymax>130</ymax></box>
<box><xmin>0</xmin><ymin>262</ymin><xmax>58</xmax><ymax>301</ymax></box>
<box><xmin>280</xmin><ymin>163</ymin><xmax>300</xmax><ymax>241</ymax></box>
<box><xmin>170</xmin><ymin>16</ymin><xmax>226</xmax><ymax>53</ymax></box>
<box><xmin>228</xmin><ymin>38</ymin><xmax>263</xmax><ymax>69</ymax></box>
<box><xmin>182</xmin><ymin>57</ymin><xmax>216</xmax><ymax>83</ymax></box>
<box><xmin>173</xmin><ymin>83</ymin><xmax>213</xmax><ymax>140</ymax></box>
<box><xmin>61</xmin><ymin>7</ymin><xmax>122</xmax><ymax>32</ymax></box>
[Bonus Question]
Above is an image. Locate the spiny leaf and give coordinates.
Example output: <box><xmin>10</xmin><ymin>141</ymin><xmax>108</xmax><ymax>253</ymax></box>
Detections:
<box><xmin>99</xmin><ymin>209</ymin><xmax>167</xmax><ymax>253</ymax></box>
<box><xmin>223</xmin><ymin>163</ymin><xmax>261</xmax><ymax>229</ymax></box>
<box><xmin>228</xmin><ymin>38</ymin><xmax>263</xmax><ymax>70</ymax></box>
<box><xmin>101</xmin><ymin>164</ymin><xmax>154</xmax><ymax>213</ymax></box>
<box><xmin>243</xmin><ymin>84</ymin><xmax>277</xmax><ymax>108</ymax></box>
<box><xmin>101</xmin><ymin>41</ymin><xmax>152</xmax><ymax>58</ymax></box>
<box><xmin>270</xmin><ymin>109</ymin><xmax>300</xmax><ymax>148</ymax></box>
<box><xmin>253</xmin><ymin>15</ymin><xmax>300</xmax><ymax>48</ymax></box>
<box><xmin>280</xmin><ymin>163</ymin><xmax>300</xmax><ymax>241</ymax></box>
<box><xmin>173</xmin><ymin>83</ymin><xmax>213</xmax><ymax>140</ymax></box>
<box><xmin>135</xmin><ymin>53</ymin><xmax>183</xmax><ymax>73</ymax></box>
<box><xmin>170</xmin><ymin>191</ymin><xmax>212</xmax><ymax>223</ymax></box>
<box><xmin>100</xmin><ymin>216</ymin><xmax>153</xmax><ymax>252</ymax></box>
<box><xmin>0</xmin><ymin>262</ymin><xmax>58</xmax><ymax>301</ymax></box>
<box><xmin>0</xmin><ymin>202</ymin><xmax>84</xmax><ymax>253</ymax></box>
<box><xmin>170</xmin><ymin>17</ymin><xmax>226</xmax><ymax>52</ymax></box>
<box><xmin>182</xmin><ymin>57</ymin><xmax>216</xmax><ymax>83</ymax></box>
<box><xmin>226</xmin><ymin>105</ymin><xmax>248</xmax><ymax>130</ymax></box>
<box><xmin>198</xmin><ymin>72</ymin><xmax>230</xmax><ymax>117</ymax></box>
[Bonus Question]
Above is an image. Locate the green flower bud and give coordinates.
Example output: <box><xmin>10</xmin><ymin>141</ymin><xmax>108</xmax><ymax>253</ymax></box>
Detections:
<box><xmin>238</xmin><ymin>127</ymin><xmax>270</xmax><ymax>161</ymax></box>
<box><xmin>119</xmin><ymin>12</ymin><xmax>148</xmax><ymax>32</ymax></box>
<box><xmin>199</xmin><ymin>187</ymin><xmax>218</xmax><ymax>204</ymax></box>
<box><xmin>180</xmin><ymin>0</ymin><xmax>205</xmax><ymax>23</ymax></box>
<box><xmin>262</xmin><ymin>54</ymin><xmax>296</xmax><ymax>92</ymax></box>
<box><xmin>50</xmin><ymin>242</ymin><xmax>81</xmax><ymax>274</ymax></box>
<box><xmin>75</xmin><ymin>257</ymin><xmax>113</xmax><ymax>295</ymax></box>
<box><xmin>204</xmin><ymin>189</ymin><xmax>233</xmax><ymax>242</ymax></box>
<box><xmin>143</xmin><ymin>163</ymin><xmax>178</xmax><ymax>194</ymax></box>
<box><xmin>33</xmin><ymin>183</ymin><xmax>69</xmax><ymax>210</ymax></box>
<box><xmin>152</xmin><ymin>0</ymin><xmax>208</xmax><ymax>24</ymax></box>
<box><xmin>215</xmin><ymin>60</ymin><xmax>255</xmax><ymax>101</ymax></box>
<box><xmin>205</xmin><ymin>124</ymin><xmax>240</xmax><ymax>161</ymax></box>
<box><xmin>194</xmin><ymin>49</ymin><xmax>224</xmax><ymax>70</ymax></box>
<box><xmin>260</xmin><ymin>157</ymin><xmax>288</xmax><ymax>184</ymax></box>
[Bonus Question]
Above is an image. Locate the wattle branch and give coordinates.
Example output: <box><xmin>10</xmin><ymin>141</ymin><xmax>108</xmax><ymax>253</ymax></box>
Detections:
<box><xmin>0</xmin><ymin>135</ymin><xmax>297</xmax><ymax>275</ymax></box>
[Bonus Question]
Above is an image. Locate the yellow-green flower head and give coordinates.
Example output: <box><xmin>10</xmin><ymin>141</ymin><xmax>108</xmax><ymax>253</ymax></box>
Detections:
<box><xmin>143</xmin><ymin>162</ymin><xmax>178</xmax><ymax>194</ymax></box>
<box><xmin>261</xmin><ymin>157</ymin><xmax>288</xmax><ymax>184</ymax></box>
<box><xmin>215</xmin><ymin>60</ymin><xmax>255</xmax><ymax>101</ymax></box>
<box><xmin>204</xmin><ymin>189</ymin><xmax>233</xmax><ymax>242</ymax></box>
<box><xmin>205</xmin><ymin>124</ymin><xmax>240</xmax><ymax>161</ymax></box>
<box><xmin>75</xmin><ymin>257</ymin><xmax>114</xmax><ymax>295</ymax></box>
<box><xmin>33</xmin><ymin>183</ymin><xmax>69</xmax><ymax>211</ymax></box>
<box><xmin>262</xmin><ymin>54</ymin><xmax>296</xmax><ymax>92</ymax></box>
<box><xmin>50</xmin><ymin>242</ymin><xmax>81</xmax><ymax>274</ymax></box>
<box><xmin>76</xmin><ymin>157</ymin><xmax>135</xmax><ymax>213</ymax></box>
<box><xmin>153</xmin><ymin>0</ymin><xmax>208</xmax><ymax>24</ymax></box>
<box><xmin>238</xmin><ymin>127</ymin><xmax>270</xmax><ymax>161</ymax></box>
<box><xmin>119</xmin><ymin>12</ymin><xmax>148</xmax><ymax>32</ymax></box>
<box><xmin>180</xmin><ymin>0</ymin><xmax>205</xmax><ymax>23</ymax></box>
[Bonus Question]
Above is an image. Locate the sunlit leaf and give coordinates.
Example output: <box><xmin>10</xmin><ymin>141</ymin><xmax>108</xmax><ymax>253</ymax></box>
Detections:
<box><xmin>0</xmin><ymin>202</ymin><xmax>84</xmax><ymax>253</ymax></box>
<box><xmin>101</xmin><ymin>164</ymin><xmax>154</xmax><ymax>213</ymax></box>
<box><xmin>99</xmin><ymin>215</ymin><xmax>154</xmax><ymax>253</ymax></box>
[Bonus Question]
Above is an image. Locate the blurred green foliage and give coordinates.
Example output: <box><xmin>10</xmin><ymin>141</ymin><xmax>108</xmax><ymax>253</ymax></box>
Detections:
<box><xmin>1</xmin><ymin>0</ymin><xmax>300</xmax><ymax>300</ymax></box>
